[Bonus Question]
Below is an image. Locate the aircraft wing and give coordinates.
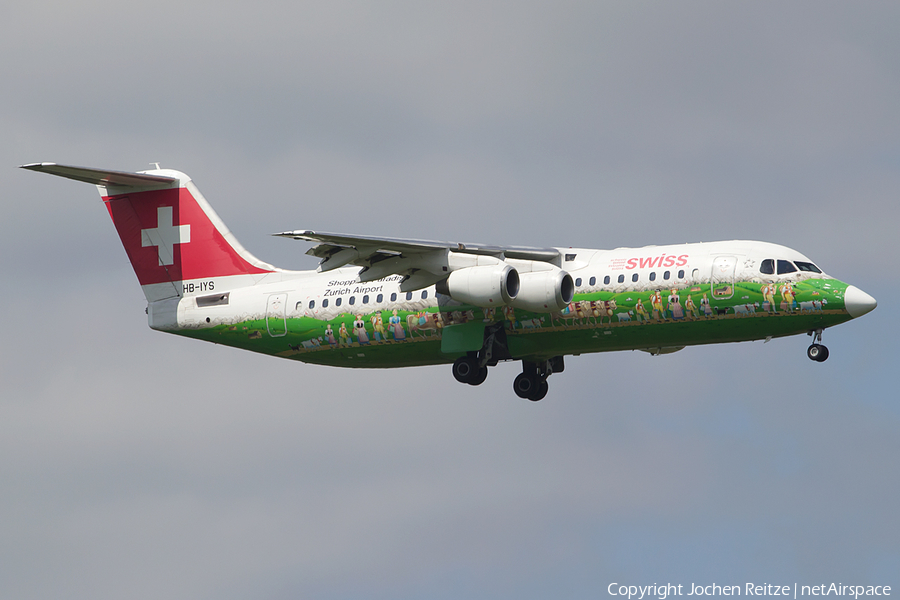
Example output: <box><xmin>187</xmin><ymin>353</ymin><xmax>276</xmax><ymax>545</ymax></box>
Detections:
<box><xmin>275</xmin><ymin>229</ymin><xmax>561</xmax><ymax>291</ymax></box>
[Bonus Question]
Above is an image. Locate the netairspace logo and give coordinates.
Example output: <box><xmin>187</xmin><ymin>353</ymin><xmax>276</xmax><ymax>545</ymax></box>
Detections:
<box><xmin>607</xmin><ymin>584</ymin><xmax>892</xmax><ymax>600</ymax></box>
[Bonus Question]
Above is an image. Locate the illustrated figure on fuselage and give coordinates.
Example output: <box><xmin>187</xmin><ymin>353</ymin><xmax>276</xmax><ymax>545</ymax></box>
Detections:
<box><xmin>389</xmin><ymin>309</ymin><xmax>406</xmax><ymax>341</ymax></box>
<box><xmin>685</xmin><ymin>294</ymin><xmax>699</xmax><ymax>320</ymax></box>
<box><xmin>761</xmin><ymin>283</ymin><xmax>777</xmax><ymax>313</ymax></box>
<box><xmin>371</xmin><ymin>313</ymin><xmax>386</xmax><ymax>342</ymax></box>
<box><xmin>668</xmin><ymin>289</ymin><xmax>683</xmax><ymax>320</ymax></box>
<box><xmin>634</xmin><ymin>298</ymin><xmax>650</xmax><ymax>323</ymax></box>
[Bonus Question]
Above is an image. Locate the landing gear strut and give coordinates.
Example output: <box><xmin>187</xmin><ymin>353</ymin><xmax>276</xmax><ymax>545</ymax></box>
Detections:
<box><xmin>807</xmin><ymin>329</ymin><xmax>829</xmax><ymax>362</ymax></box>
<box><xmin>451</xmin><ymin>323</ymin><xmax>509</xmax><ymax>387</ymax></box>
<box><xmin>513</xmin><ymin>356</ymin><xmax>563</xmax><ymax>402</ymax></box>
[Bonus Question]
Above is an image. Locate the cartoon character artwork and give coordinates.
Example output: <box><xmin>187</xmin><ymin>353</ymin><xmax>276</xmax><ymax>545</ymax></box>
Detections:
<box><xmin>503</xmin><ymin>305</ymin><xmax>517</xmax><ymax>330</ymax></box>
<box><xmin>649</xmin><ymin>290</ymin><xmax>666</xmax><ymax>322</ymax></box>
<box><xmin>407</xmin><ymin>312</ymin><xmax>440</xmax><ymax>338</ymax></box>
<box><xmin>668</xmin><ymin>289</ymin><xmax>683</xmax><ymax>320</ymax></box>
<box><xmin>574</xmin><ymin>301</ymin><xmax>588</xmax><ymax>325</ymax></box>
<box><xmin>370</xmin><ymin>313</ymin><xmax>386</xmax><ymax>342</ymax></box>
<box><xmin>634</xmin><ymin>298</ymin><xmax>651</xmax><ymax>323</ymax></box>
<box><xmin>780</xmin><ymin>282</ymin><xmax>796</xmax><ymax>313</ymax></box>
<box><xmin>434</xmin><ymin>311</ymin><xmax>444</xmax><ymax>335</ymax></box>
<box><xmin>553</xmin><ymin>302</ymin><xmax>578</xmax><ymax>328</ymax></box>
<box><xmin>700</xmin><ymin>292</ymin><xmax>712</xmax><ymax>318</ymax></box>
<box><xmin>589</xmin><ymin>301</ymin><xmax>603</xmax><ymax>325</ymax></box>
<box><xmin>483</xmin><ymin>307</ymin><xmax>496</xmax><ymax>322</ymax></box>
<box><xmin>760</xmin><ymin>283</ymin><xmax>777</xmax><ymax>313</ymax></box>
<box><xmin>353</xmin><ymin>315</ymin><xmax>369</xmax><ymax>345</ymax></box>
<box><xmin>389</xmin><ymin>309</ymin><xmax>406</xmax><ymax>341</ymax></box>
<box><xmin>685</xmin><ymin>294</ymin><xmax>700</xmax><ymax>320</ymax></box>
<box><xmin>520</xmin><ymin>317</ymin><xmax>545</xmax><ymax>329</ymax></box>
<box><xmin>324</xmin><ymin>323</ymin><xmax>337</xmax><ymax>347</ymax></box>
<box><xmin>338</xmin><ymin>322</ymin><xmax>352</xmax><ymax>346</ymax></box>
<box><xmin>600</xmin><ymin>299</ymin><xmax>617</xmax><ymax>326</ymax></box>
<box><xmin>732</xmin><ymin>303</ymin><xmax>759</xmax><ymax>317</ymax></box>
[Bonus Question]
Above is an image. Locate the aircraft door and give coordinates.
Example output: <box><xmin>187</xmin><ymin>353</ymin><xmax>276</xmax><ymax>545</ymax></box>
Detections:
<box><xmin>266</xmin><ymin>293</ymin><xmax>288</xmax><ymax>337</ymax></box>
<box><xmin>710</xmin><ymin>256</ymin><xmax>736</xmax><ymax>302</ymax></box>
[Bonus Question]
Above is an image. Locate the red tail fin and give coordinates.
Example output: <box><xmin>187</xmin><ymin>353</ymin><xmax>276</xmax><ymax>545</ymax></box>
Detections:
<box><xmin>21</xmin><ymin>164</ymin><xmax>276</xmax><ymax>300</ymax></box>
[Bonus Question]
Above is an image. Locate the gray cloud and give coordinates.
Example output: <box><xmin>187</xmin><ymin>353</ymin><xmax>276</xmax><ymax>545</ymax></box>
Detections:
<box><xmin>2</xmin><ymin>1</ymin><xmax>898</xmax><ymax>598</ymax></box>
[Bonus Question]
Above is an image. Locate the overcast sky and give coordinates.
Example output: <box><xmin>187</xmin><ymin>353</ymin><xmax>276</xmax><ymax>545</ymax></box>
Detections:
<box><xmin>2</xmin><ymin>2</ymin><xmax>898</xmax><ymax>599</ymax></box>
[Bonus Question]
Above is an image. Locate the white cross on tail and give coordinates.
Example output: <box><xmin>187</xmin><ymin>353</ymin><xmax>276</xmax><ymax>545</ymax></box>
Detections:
<box><xmin>141</xmin><ymin>206</ymin><xmax>191</xmax><ymax>266</ymax></box>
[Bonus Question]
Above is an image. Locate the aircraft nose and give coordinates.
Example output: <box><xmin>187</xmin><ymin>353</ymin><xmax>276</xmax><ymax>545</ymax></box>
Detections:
<box><xmin>844</xmin><ymin>285</ymin><xmax>877</xmax><ymax>318</ymax></box>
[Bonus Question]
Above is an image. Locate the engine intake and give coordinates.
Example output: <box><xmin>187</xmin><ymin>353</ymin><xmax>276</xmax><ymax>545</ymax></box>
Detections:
<box><xmin>510</xmin><ymin>270</ymin><xmax>574</xmax><ymax>312</ymax></box>
<box><xmin>436</xmin><ymin>264</ymin><xmax>519</xmax><ymax>307</ymax></box>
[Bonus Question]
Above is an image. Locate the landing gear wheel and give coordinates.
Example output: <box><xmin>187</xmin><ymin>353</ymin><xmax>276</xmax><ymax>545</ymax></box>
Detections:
<box><xmin>513</xmin><ymin>372</ymin><xmax>537</xmax><ymax>399</ymax></box>
<box><xmin>807</xmin><ymin>344</ymin><xmax>829</xmax><ymax>362</ymax></box>
<box><xmin>529</xmin><ymin>380</ymin><xmax>549</xmax><ymax>402</ymax></box>
<box><xmin>469</xmin><ymin>366</ymin><xmax>488</xmax><ymax>386</ymax></box>
<box><xmin>452</xmin><ymin>357</ymin><xmax>478</xmax><ymax>383</ymax></box>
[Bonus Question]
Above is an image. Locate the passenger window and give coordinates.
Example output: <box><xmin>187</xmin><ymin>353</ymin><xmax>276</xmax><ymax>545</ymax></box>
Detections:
<box><xmin>308</xmin><ymin>300</ymin><xmax>315</xmax><ymax>309</ymax></box>
<box><xmin>349</xmin><ymin>296</ymin><xmax>355</xmax><ymax>305</ymax></box>
<box><xmin>322</xmin><ymin>298</ymin><xmax>329</xmax><ymax>308</ymax></box>
<box><xmin>604</xmin><ymin>275</ymin><xmax>610</xmax><ymax>285</ymax></box>
<box><xmin>376</xmin><ymin>293</ymin><xmax>383</xmax><ymax>303</ymax></box>
<box><xmin>575</xmin><ymin>278</ymin><xmax>582</xmax><ymax>287</ymax></box>
<box><xmin>777</xmin><ymin>260</ymin><xmax>797</xmax><ymax>274</ymax></box>
<box><xmin>760</xmin><ymin>259</ymin><xmax>775</xmax><ymax>275</ymax></box>
<box><xmin>618</xmin><ymin>274</ymin><xmax>625</xmax><ymax>284</ymax></box>
<box><xmin>335</xmin><ymin>297</ymin><xmax>342</xmax><ymax>307</ymax></box>
<box><xmin>663</xmin><ymin>271</ymin><xmax>670</xmax><ymax>280</ymax></box>
<box><xmin>589</xmin><ymin>276</ymin><xmax>596</xmax><ymax>286</ymax></box>
<box><xmin>421</xmin><ymin>291</ymin><xmax>427</xmax><ymax>299</ymax></box>
<box><xmin>795</xmin><ymin>261</ymin><xmax>822</xmax><ymax>273</ymax></box>
<box><xmin>363</xmin><ymin>295</ymin><xmax>369</xmax><ymax>304</ymax></box>
<box><xmin>632</xmin><ymin>273</ymin><xmax>639</xmax><ymax>282</ymax></box>
<box><xmin>391</xmin><ymin>293</ymin><xmax>397</xmax><ymax>302</ymax></box>
<box><xmin>406</xmin><ymin>292</ymin><xmax>413</xmax><ymax>301</ymax></box>
<box><xmin>649</xmin><ymin>272</ymin><xmax>656</xmax><ymax>281</ymax></box>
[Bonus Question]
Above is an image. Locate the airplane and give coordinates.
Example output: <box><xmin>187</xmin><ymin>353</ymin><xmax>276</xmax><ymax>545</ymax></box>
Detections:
<box><xmin>22</xmin><ymin>162</ymin><xmax>877</xmax><ymax>401</ymax></box>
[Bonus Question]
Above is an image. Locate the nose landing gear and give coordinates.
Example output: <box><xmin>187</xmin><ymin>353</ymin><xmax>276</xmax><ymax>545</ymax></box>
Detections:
<box><xmin>807</xmin><ymin>329</ymin><xmax>829</xmax><ymax>362</ymax></box>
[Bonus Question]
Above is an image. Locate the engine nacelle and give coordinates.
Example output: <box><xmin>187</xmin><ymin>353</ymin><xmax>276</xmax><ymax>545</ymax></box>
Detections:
<box><xmin>510</xmin><ymin>269</ymin><xmax>574</xmax><ymax>312</ymax></box>
<box><xmin>437</xmin><ymin>264</ymin><xmax>519</xmax><ymax>307</ymax></box>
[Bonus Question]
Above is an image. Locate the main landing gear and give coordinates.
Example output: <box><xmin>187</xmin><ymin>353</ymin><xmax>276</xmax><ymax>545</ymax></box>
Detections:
<box><xmin>450</xmin><ymin>323</ymin><xmax>563</xmax><ymax>400</ymax></box>
<box><xmin>513</xmin><ymin>356</ymin><xmax>564</xmax><ymax>402</ymax></box>
<box><xmin>807</xmin><ymin>329</ymin><xmax>829</xmax><ymax>362</ymax></box>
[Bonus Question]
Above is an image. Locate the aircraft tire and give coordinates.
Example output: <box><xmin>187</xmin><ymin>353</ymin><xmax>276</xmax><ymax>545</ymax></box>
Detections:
<box><xmin>529</xmin><ymin>380</ymin><xmax>549</xmax><ymax>402</ymax></box>
<box><xmin>807</xmin><ymin>344</ymin><xmax>829</xmax><ymax>362</ymax></box>
<box><xmin>469</xmin><ymin>366</ymin><xmax>488</xmax><ymax>386</ymax></box>
<box><xmin>452</xmin><ymin>357</ymin><xmax>478</xmax><ymax>384</ymax></box>
<box><xmin>513</xmin><ymin>372</ymin><xmax>537</xmax><ymax>399</ymax></box>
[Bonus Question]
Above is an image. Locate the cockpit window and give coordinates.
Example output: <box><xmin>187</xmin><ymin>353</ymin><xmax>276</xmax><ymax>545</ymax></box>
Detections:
<box><xmin>777</xmin><ymin>260</ymin><xmax>797</xmax><ymax>274</ymax></box>
<box><xmin>795</xmin><ymin>261</ymin><xmax>822</xmax><ymax>273</ymax></box>
<box><xmin>760</xmin><ymin>259</ymin><xmax>775</xmax><ymax>275</ymax></box>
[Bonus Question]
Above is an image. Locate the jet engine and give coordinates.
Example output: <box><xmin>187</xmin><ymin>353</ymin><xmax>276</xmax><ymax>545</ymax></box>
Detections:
<box><xmin>510</xmin><ymin>269</ymin><xmax>574</xmax><ymax>312</ymax></box>
<box><xmin>436</xmin><ymin>264</ymin><xmax>520</xmax><ymax>307</ymax></box>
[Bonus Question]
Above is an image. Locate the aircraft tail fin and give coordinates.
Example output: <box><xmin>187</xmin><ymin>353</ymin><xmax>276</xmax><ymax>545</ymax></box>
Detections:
<box><xmin>21</xmin><ymin>163</ymin><xmax>277</xmax><ymax>302</ymax></box>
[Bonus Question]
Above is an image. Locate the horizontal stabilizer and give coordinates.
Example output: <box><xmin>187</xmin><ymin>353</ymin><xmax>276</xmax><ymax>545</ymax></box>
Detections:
<box><xmin>20</xmin><ymin>163</ymin><xmax>177</xmax><ymax>188</ymax></box>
